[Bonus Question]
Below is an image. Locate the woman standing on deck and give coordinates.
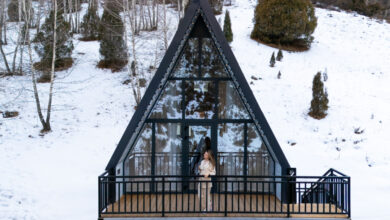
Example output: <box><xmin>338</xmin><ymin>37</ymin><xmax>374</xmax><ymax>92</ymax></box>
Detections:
<box><xmin>198</xmin><ymin>149</ymin><xmax>216</xmax><ymax>212</ymax></box>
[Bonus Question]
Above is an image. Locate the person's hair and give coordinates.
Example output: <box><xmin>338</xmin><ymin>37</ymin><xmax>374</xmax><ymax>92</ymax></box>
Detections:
<box><xmin>205</xmin><ymin>149</ymin><xmax>216</xmax><ymax>169</ymax></box>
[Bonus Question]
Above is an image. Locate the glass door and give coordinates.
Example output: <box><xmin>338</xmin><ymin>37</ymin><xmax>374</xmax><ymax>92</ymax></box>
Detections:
<box><xmin>183</xmin><ymin>123</ymin><xmax>212</xmax><ymax>191</ymax></box>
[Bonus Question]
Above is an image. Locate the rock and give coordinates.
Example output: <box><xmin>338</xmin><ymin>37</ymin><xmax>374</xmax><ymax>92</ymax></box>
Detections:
<box><xmin>2</xmin><ymin>111</ymin><xmax>19</xmax><ymax>118</ymax></box>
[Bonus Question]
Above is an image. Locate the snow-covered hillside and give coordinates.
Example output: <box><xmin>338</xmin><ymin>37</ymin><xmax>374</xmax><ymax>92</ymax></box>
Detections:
<box><xmin>1</xmin><ymin>0</ymin><xmax>390</xmax><ymax>219</ymax></box>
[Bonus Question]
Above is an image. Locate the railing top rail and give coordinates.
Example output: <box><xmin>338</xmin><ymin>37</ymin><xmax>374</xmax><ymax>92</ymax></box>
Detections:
<box><xmin>327</xmin><ymin>168</ymin><xmax>348</xmax><ymax>177</ymax></box>
<box><xmin>99</xmin><ymin>174</ymin><xmax>350</xmax><ymax>179</ymax></box>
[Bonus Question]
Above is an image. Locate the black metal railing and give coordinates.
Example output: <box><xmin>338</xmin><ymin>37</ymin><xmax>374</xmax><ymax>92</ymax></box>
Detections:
<box><xmin>301</xmin><ymin>168</ymin><xmax>350</xmax><ymax>215</ymax></box>
<box><xmin>98</xmin><ymin>169</ymin><xmax>350</xmax><ymax>218</ymax></box>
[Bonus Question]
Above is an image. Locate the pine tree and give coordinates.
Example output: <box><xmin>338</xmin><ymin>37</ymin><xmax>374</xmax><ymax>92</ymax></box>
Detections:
<box><xmin>276</xmin><ymin>49</ymin><xmax>283</xmax><ymax>61</ymax></box>
<box><xmin>277</xmin><ymin>71</ymin><xmax>281</xmax><ymax>79</ymax></box>
<box><xmin>309</xmin><ymin>72</ymin><xmax>329</xmax><ymax>119</ymax></box>
<box><xmin>223</xmin><ymin>10</ymin><xmax>233</xmax><ymax>43</ymax></box>
<box><xmin>80</xmin><ymin>4</ymin><xmax>100</xmax><ymax>41</ymax></box>
<box><xmin>7</xmin><ymin>0</ymin><xmax>20</xmax><ymax>22</ymax></box>
<box><xmin>98</xmin><ymin>6</ymin><xmax>128</xmax><ymax>72</ymax></box>
<box><xmin>270</xmin><ymin>52</ymin><xmax>275</xmax><ymax>67</ymax></box>
<box><xmin>251</xmin><ymin>0</ymin><xmax>317</xmax><ymax>49</ymax></box>
<box><xmin>34</xmin><ymin>10</ymin><xmax>74</xmax><ymax>80</ymax></box>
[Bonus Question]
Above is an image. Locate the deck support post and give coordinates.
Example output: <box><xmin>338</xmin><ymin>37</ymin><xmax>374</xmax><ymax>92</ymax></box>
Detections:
<box><xmin>108</xmin><ymin>168</ymin><xmax>116</xmax><ymax>204</ymax></box>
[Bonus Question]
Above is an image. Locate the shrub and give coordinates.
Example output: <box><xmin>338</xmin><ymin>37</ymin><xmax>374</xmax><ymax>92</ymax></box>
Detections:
<box><xmin>98</xmin><ymin>6</ymin><xmax>128</xmax><ymax>71</ymax></box>
<box><xmin>80</xmin><ymin>4</ymin><xmax>100</xmax><ymax>41</ymax></box>
<box><xmin>309</xmin><ymin>72</ymin><xmax>329</xmax><ymax>119</ymax></box>
<box><xmin>251</xmin><ymin>0</ymin><xmax>317</xmax><ymax>49</ymax></box>
<box><xmin>34</xmin><ymin>10</ymin><xmax>74</xmax><ymax>77</ymax></box>
<box><xmin>276</xmin><ymin>49</ymin><xmax>283</xmax><ymax>61</ymax></box>
<box><xmin>7</xmin><ymin>0</ymin><xmax>20</xmax><ymax>22</ymax></box>
<box><xmin>223</xmin><ymin>10</ymin><xmax>233</xmax><ymax>43</ymax></box>
<box><xmin>270</xmin><ymin>52</ymin><xmax>276</xmax><ymax>67</ymax></box>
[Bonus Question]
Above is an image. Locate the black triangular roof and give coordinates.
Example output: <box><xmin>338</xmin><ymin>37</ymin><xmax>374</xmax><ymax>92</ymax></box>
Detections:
<box><xmin>105</xmin><ymin>0</ymin><xmax>290</xmax><ymax>172</ymax></box>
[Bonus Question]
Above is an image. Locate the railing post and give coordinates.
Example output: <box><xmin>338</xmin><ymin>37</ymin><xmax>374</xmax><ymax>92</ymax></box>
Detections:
<box><xmin>286</xmin><ymin>176</ymin><xmax>290</xmax><ymax>217</ymax></box>
<box><xmin>348</xmin><ymin>177</ymin><xmax>351</xmax><ymax>218</ymax></box>
<box><xmin>224</xmin><ymin>176</ymin><xmax>227</xmax><ymax>216</ymax></box>
<box><xmin>162</xmin><ymin>177</ymin><xmax>165</xmax><ymax>217</ymax></box>
<box><xmin>98</xmin><ymin>177</ymin><xmax>101</xmax><ymax>219</ymax></box>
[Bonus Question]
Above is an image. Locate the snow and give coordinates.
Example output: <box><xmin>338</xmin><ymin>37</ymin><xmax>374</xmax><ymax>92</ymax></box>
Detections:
<box><xmin>222</xmin><ymin>0</ymin><xmax>390</xmax><ymax>219</ymax></box>
<box><xmin>1</xmin><ymin>1</ymin><xmax>390</xmax><ymax>220</ymax></box>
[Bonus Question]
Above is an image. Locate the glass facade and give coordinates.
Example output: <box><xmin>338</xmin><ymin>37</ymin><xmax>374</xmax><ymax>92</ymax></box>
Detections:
<box><xmin>124</xmin><ymin>33</ymin><xmax>277</xmax><ymax>190</ymax></box>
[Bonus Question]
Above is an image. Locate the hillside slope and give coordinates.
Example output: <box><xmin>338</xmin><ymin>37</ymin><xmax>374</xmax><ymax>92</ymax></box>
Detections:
<box><xmin>1</xmin><ymin>1</ymin><xmax>390</xmax><ymax>219</ymax></box>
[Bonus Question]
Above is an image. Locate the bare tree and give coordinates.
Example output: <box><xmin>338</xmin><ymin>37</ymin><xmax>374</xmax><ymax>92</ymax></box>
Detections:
<box><xmin>0</xmin><ymin>0</ymin><xmax>25</xmax><ymax>76</ymax></box>
<box><xmin>27</xmin><ymin>0</ymin><xmax>58</xmax><ymax>132</ymax></box>
<box><xmin>123</xmin><ymin>0</ymin><xmax>141</xmax><ymax>105</ymax></box>
<box><xmin>0</xmin><ymin>0</ymin><xmax>12</xmax><ymax>75</ymax></box>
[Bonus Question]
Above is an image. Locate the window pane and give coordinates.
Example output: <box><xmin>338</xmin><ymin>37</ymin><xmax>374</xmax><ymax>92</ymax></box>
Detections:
<box><xmin>185</xmin><ymin>81</ymin><xmax>215</xmax><ymax>119</ymax></box>
<box><xmin>247</xmin><ymin>123</ymin><xmax>274</xmax><ymax>176</ymax></box>
<box><xmin>218</xmin><ymin>123</ymin><xmax>245</xmax><ymax>191</ymax></box>
<box><xmin>201</xmin><ymin>38</ymin><xmax>228</xmax><ymax>77</ymax></box>
<box><xmin>125</xmin><ymin>123</ymin><xmax>152</xmax><ymax>192</ymax></box>
<box><xmin>171</xmin><ymin>37</ymin><xmax>199</xmax><ymax>77</ymax></box>
<box><xmin>247</xmin><ymin>123</ymin><xmax>275</xmax><ymax>193</ymax></box>
<box><xmin>155</xmin><ymin>123</ymin><xmax>182</xmax><ymax>176</ymax></box>
<box><xmin>155</xmin><ymin>123</ymin><xmax>182</xmax><ymax>191</ymax></box>
<box><xmin>218</xmin><ymin>81</ymin><xmax>250</xmax><ymax>119</ymax></box>
<box><xmin>126</xmin><ymin>123</ymin><xmax>152</xmax><ymax>176</ymax></box>
<box><xmin>217</xmin><ymin>123</ymin><xmax>244</xmax><ymax>175</ymax></box>
<box><xmin>150</xmin><ymin>80</ymin><xmax>182</xmax><ymax>119</ymax></box>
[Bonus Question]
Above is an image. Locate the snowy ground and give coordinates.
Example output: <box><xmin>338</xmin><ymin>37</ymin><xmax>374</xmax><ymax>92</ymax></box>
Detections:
<box><xmin>1</xmin><ymin>0</ymin><xmax>390</xmax><ymax>219</ymax></box>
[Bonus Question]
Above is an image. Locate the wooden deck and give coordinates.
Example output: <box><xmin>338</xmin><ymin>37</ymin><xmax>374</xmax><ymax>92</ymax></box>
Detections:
<box><xmin>101</xmin><ymin>193</ymin><xmax>348</xmax><ymax>218</ymax></box>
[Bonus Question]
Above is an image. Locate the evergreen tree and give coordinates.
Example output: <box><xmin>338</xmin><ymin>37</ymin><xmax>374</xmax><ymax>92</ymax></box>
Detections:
<box><xmin>251</xmin><ymin>0</ymin><xmax>317</xmax><ymax>49</ymax></box>
<box><xmin>309</xmin><ymin>72</ymin><xmax>329</xmax><ymax>119</ymax></box>
<box><xmin>80</xmin><ymin>4</ymin><xmax>100</xmax><ymax>41</ymax></box>
<box><xmin>276</xmin><ymin>49</ymin><xmax>283</xmax><ymax>61</ymax></box>
<box><xmin>7</xmin><ymin>0</ymin><xmax>20</xmax><ymax>22</ymax></box>
<box><xmin>277</xmin><ymin>71</ymin><xmax>281</xmax><ymax>79</ymax></box>
<box><xmin>269</xmin><ymin>52</ymin><xmax>275</xmax><ymax>67</ymax></box>
<box><xmin>98</xmin><ymin>6</ymin><xmax>128</xmax><ymax>72</ymax></box>
<box><xmin>34</xmin><ymin>10</ymin><xmax>74</xmax><ymax>79</ymax></box>
<box><xmin>223</xmin><ymin>10</ymin><xmax>233</xmax><ymax>43</ymax></box>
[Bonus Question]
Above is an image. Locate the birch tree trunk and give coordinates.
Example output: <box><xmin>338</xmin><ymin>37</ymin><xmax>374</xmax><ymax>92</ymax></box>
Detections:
<box><xmin>75</xmin><ymin>0</ymin><xmax>80</xmax><ymax>33</ymax></box>
<box><xmin>68</xmin><ymin>0</ymin><xmax>74</xmax><ymax>32</ymax></box>
<box><xmin>18</xmin><ymin>0</ymin><xmax>24</xmax><ymax>75</ymax></box>
<box><xmin>45</xmin><ymin>0</ymin><xmax>58</xmax><ymax>131</ymax></box>
<box><xmin>162</xmin><ymin>0</ymin><xmax>168</xmax><ymax>51</ymax></box>
<box><xmin>124</xmin><ymin>0</ymin><xmax>141</xmax><ymax>105</ymax></box>
<box><xmin>25</xmin><ymin>0</ymin><xmax>46</xmax><ymax>130</ymax></box>
<box><xmin>0</xmin><ymin>0</ymin><xmax>11</xmax><ymax>75</ymax></box>
<box><xmin>0</xmin><ymin>44</ymin><xmax>11</xmax><ymax>74</ymax></box>
<box><xmin>2</xmin><ymin>0</ymin><xmax>7</xmax><ymax>45</ymax></box>
<box><xmin>0</xmin><ymin>1</ymin><xmax>3</xmax><ymax>44</ymax></box>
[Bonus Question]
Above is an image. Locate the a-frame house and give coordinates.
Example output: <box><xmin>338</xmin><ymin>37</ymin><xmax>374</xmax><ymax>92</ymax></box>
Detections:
<box><xmin>98</xmin><ymin>0</ymin><xmax>351</xmax><ymax>219</ymax></box>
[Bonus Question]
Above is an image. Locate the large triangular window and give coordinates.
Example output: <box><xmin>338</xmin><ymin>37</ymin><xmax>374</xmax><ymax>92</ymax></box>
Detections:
<box><xmin>122</xmin><ymin>15</ymin><xmax>277</xmax><ymax>182</ymax></box>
